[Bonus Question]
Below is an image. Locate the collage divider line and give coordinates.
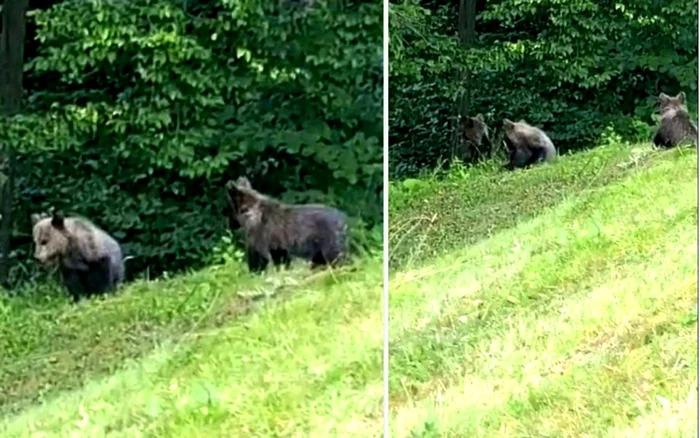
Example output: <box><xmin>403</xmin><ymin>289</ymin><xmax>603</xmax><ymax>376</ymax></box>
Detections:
<box><xmin>382</xmin><ymin>0</ymin><xmax>390</xmax><ymax>435</ymax></box>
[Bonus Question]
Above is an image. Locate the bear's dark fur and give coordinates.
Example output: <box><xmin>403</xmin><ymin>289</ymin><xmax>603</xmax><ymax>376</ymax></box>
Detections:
<box><xmin>31</xmin><ymin>211</ymin><xmax>125</xmax><ymax>302</ymax></box>
<box><xmin>653</xmin><ymin>92</ymin><xmax>698</xmax><ymax>148</ymax></box>
<box><xmin>455</xmin><ymin>113</ymin><xmax>492</xmax><ymax>162</ymax></box>
<box><xmin>225</xmin><ymin>176</ymin><xmax>252</xmax><ymax>232</ymax></box>
<box><xmin>224</xmin><ymin>177</ymin><xmax>291</xmax><ymax>271</ymax></box>
<box><xmin>502</xmin><ymin>119</ymin><xmax>557</xmax><ymax>169</ymax></box>
<box><xmin>225</xmin><ymin>178</ymin><xmax>349</xmax><ymax>273</ymax></box>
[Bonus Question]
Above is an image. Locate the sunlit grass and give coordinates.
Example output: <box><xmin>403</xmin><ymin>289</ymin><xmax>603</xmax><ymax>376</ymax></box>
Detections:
<box><xmin>0</xmin><ymin>256</ymin><xmax>384</xmax><ymax>437</ymax></box>
<box><xmin>389</xmin><ymin>144</ymin><xmax>698</xmax><ymax>437</ymax></box>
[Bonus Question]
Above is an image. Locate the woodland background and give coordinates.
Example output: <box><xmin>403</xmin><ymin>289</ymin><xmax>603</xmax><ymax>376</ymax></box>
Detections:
<box><xmin>389</xmin><ymin>0</ymin><xmax>698</xmax><ymax>177</ymax></box>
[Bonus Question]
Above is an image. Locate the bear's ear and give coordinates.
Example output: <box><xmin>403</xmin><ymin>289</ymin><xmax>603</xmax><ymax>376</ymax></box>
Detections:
<box><xmin>503</xmin><ymin>119</ymin><xmax>514</xmax><ymax>129</ymax></box>
<box><xmin>30</xmin><ymin>213</ymin><xmax>42</xmax><ymax>225</ymax></box>
<box><xmin>233</xmin><ymin>185</ymin><xmax>258</xmax><ymax>210</ymax></box>
<box><xmin>236</xmin><ymin>176</ymin><xmax>252</xmax><ymax>189</ymax></box>
<box><xmin>676</xmin><ymin>91</ymin><xmax>686</xmax><ymax>103</ymax></box>
<box><xmin>659</xmin><ymin>92</ymin><xmax>670</xmax><ymax>101</ymax></box>
<box><xmin>51</xmin><ymin>211</ymin><xmax>66</xmax><ymax>229</ymax></box>
<box><xmin>475</xmin><ymin>113</ymin><xmax>484</xmax><ymax>122</ymax></box>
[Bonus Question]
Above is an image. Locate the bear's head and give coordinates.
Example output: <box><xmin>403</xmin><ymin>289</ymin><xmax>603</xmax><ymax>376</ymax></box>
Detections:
<box><xmin>235</xmin><ymin>176</ymin><xmax>252</xmax><ymax>189</ymax></box>
<box><xmin>502</xmin><ymin>119</ymin><xmax>529</xmax><ymax>153</ymax></box>
<box><xmin>502</xmin><ymin>118</ymin><xmax>516</xmax><ymax>133</ymax></box>
<box><xmin>659</xmin><ymin>92</ymin><xmax>688</xmax><ymax>117</ymax></box>
<box><xmin>459</xmin><ymin>113</ymin><xmax>488</xmax><ymax>145</ymax></box>
<box><xmin>31</xmin><ymin>211</ymin><xmax>70</xmax><ymax>266</ymax></box>
<box><xmin>224</xmin><ymin>176</ymin><xmax>254</xmax><ymax>231</ymax></box>
<box><xmin>225</xmin><ymin>177</ymin><xmax>264</xmax><ymax>230</ymax></box>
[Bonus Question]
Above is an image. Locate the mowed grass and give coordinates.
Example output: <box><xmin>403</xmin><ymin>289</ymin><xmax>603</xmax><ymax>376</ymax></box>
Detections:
<box><xmin>389</xmin><ymin>144</ymin><xmax>671</xmax><ymax>269</ymax></box>
<box><xmin>0</xmin><ymin>254</ymin><xmax>383</xmax><ymax>436</ymax></box>
<box><xmin>388</xmin><ymin>144</ymin><xmax>698</xmax><ymax>437</ymax></box>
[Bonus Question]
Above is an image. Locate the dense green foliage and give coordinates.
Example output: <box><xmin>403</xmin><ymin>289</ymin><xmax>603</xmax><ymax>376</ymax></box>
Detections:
<box><xmin>1</xmin><ymin>0</ymin><xmax>382</xmax><ymax>285</ymax></box>
<box><xmin>389</xmin><ymin>0</ymin><xmax>698</xmax><ymax>177</ymax></box>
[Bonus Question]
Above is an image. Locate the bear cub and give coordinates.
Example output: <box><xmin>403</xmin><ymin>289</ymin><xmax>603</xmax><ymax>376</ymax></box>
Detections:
<box><xmin>653</xmin><ymin>91</ymin><xmax>698</xmax><ymax>148</ymax></box>
<box><xmin>225</xmin><ymin>176</ymin><xmax>291</xmax><ymax>271</ymax></box>
<box><xmin>502</xmin><ymin>119</ymin><xmax>557</xmax><ymax>169</ymax></box>
<box><xmin>225</xmin><ymin>177</ymin><xmax>349</xmax><ymax>273</ymax></box>
<box><xmin>31</xmin><ymin>211</ymin><xmax>125</xmax><ymax>302</ymax></box>
<box><xmin>456</xmin><ymin>113</ymin><xmax>492</xmax><ymax>162</ymax></box>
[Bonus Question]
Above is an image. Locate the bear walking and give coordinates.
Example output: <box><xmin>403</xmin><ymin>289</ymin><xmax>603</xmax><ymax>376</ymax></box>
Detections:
<box><xmin>653</xmin><ymin>92</ymin><xmax>698</xmax><ymax>148</ymax></box>
<box><xmin>502</xmin><ymin>119</ymin><xmax>557</xmax><ymax>169</ymax></box>
<box><xmin>224</xmin><ymin>177</ymin><xmax>292</xmax><ymax>270</ymax></box>
<box><xmin>31</xmin><ymin>212</ymin><xmax>125</xmax><ymax>302</ymax></box>
<box><xmin>224</xmin><ymin>178</ymin><xmax>349</xmax><ymax>273</ymax></box>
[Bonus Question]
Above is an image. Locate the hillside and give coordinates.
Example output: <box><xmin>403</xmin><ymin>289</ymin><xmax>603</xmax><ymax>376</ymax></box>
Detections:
<box><xmin>388</xmin><ymin>144</ymin><xmax>698</xmax><ymax>437</ymax></box>
<box><xmin>0</xmin><ymin>257</ymin><xmax>383</xmax><ymax>436</ymax></box>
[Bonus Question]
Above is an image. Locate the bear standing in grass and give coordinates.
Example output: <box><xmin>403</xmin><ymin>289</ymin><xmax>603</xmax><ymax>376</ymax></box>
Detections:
<box><xmin>225</xmin><ymin>176</ymin><xmax>291</xmax><ymax>271</ymax></box>
<box><xmin>31</xmin><ymin>212</ymin><xmax>125</xmax><ymax>302</ymax></box>
<box><xmin>456</xmin><ymin>113</ymin><xmax>492</xmax><ymax>162</ymax></box>
<box><xmin>653</xmin><ymin>92</ymin><xmax>698</xmax><ymax>148</ymax></box>
<box><xmin>225</xmin><ymin>177</ymin><xmax>349</xmax><ymax>273</ymax></box>
<box><xmin>502</xmin><ymin>119</ymin><xmax>557</xmax><ymax>170</ymax></box>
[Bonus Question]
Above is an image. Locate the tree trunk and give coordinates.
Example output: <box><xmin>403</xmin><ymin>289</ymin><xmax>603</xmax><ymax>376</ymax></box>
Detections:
<box><xmin>0</xmin><ymin>0</ymin><xmax>30</xmax><ymax>286</ymax></box>
<box><xmin>457</xmin><ymin>0</ymin><xmax>476</xmax><ymax>116</ymax></box>
<box><xmin>451</xmin><ymin>0</ymin><xmax>476</xmax><ymax>162</ymax></box>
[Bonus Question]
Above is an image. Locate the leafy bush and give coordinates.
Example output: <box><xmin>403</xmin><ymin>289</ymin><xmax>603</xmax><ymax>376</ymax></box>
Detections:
<box><xmin>389</xmin><ymin>0</ymin><xmax>698</xmax><ymax>178</ymax></box>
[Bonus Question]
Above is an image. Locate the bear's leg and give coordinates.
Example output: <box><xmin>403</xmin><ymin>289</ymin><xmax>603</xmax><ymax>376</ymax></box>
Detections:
<box><xmin>653</xmin><ymin>130</ymin><xmax>669</xmax><ymax>148</ymax></box>
<box><xmin>310</xmin><ymin>253</ymin><xmax>328</xmax><ymax>269</ymax></box>
<box><xmin>61</xmin><ymin>268</ymin><xmax>86</xmax><ymax>302</ymax></box>
<box><xmin>508</xmin><ymin>147</ymin><xmax>532</xmax><ymax>169</ymax></box>
<box><xmin>282</xmin><ymin>252</ymin><xmax>292</xmax><ymax>269</ymax></box>
<box><xmin>271</xmin><ymin>249</ymin><xmax>291</xmax><ymax>270</ymax></box>
<box><xmin>318</xmin><ymin>239</ymin><xmax>346</xmax><ymax>269</ymax></box>
<box><xmin>311</xmin><ymin>239</ymin><xmax>333</xmax><ymax>269</ymax></box>
<box><xmin>246</xmin><ymin>247</ymin><xmax>269</xmax><ymax>274</ymax></box>
<box><xmin>84</xmin><ymin>257</ymin><xmax>114</xmax><ymax>297</ymax></box>
<box><xmin>524</xmin><ymin>147</ymin><xmax>545</xmax><ymax>167</ymax></box>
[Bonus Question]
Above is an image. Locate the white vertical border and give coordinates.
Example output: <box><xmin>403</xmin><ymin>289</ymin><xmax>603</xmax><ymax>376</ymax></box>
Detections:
<box><xmin>382</xmin><ymin>0</ymin><xmax>390</xmax><ymax>434</ymax></box>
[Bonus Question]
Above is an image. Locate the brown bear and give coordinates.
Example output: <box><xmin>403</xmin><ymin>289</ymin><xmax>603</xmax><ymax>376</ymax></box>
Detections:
<box><xmin>31</xmin><ymin>211</ymin><xmax>125</xmax><ymax>302</ymax></box>
<box><xmin>224</xmin><ymin>176</ymin><xmax>291</xmax><ymax>271</ymax></box>
<box><xmin>502</xmin><ymin>119</ymin><xmax>557</xmax><ymax>170</ymax></box>
<box><xmin>455</xmin><ymin>113</ymin><xmax>492</xmax><ymax>162</ymax></box>
<box><xmin>225</xmin><ymin>178</ymin><xmax>349</xmax><ymax>273</ymax></box>
<box><xmin>653</xmin><ymin>92</ymin><xmax>698</xmax><ymax>148</ymax></box>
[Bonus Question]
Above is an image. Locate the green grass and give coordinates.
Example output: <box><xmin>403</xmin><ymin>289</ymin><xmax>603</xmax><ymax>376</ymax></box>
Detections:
<box><xmin>0</xmin><ymin>255</ymin><xmax>384</xmax><ymax>436</ymax></box>
<box><xmin>388</xmin><ymin>143</ymin><xmax>698</xmax><ymax>437</ymax></box>
<box><xmin>4</xmin><ymin>142</ymin><xmax>697</xmax><ymax>437</ymax></box>
<box><xmin>389</xmin><ymin>144</ymin><xmax>672</xmax><ymax>269</ymax></box>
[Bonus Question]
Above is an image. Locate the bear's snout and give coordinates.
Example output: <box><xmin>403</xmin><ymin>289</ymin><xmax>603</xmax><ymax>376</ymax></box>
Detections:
<box><xmin>34</xmin><ymin>249</ymin><xmax>51</xmax><ymax>264</ymax></box>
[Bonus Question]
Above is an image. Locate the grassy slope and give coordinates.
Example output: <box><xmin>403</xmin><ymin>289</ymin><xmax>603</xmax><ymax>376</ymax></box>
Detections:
<box><xmin>0</xmin><ymin>256</ymin><xmax>383</xmax><ymax>436</ymax></box>
<box><xmin>389</xmin><ymin>144</ymin><xmax>698</xmax><ymax>437</ymax></box>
